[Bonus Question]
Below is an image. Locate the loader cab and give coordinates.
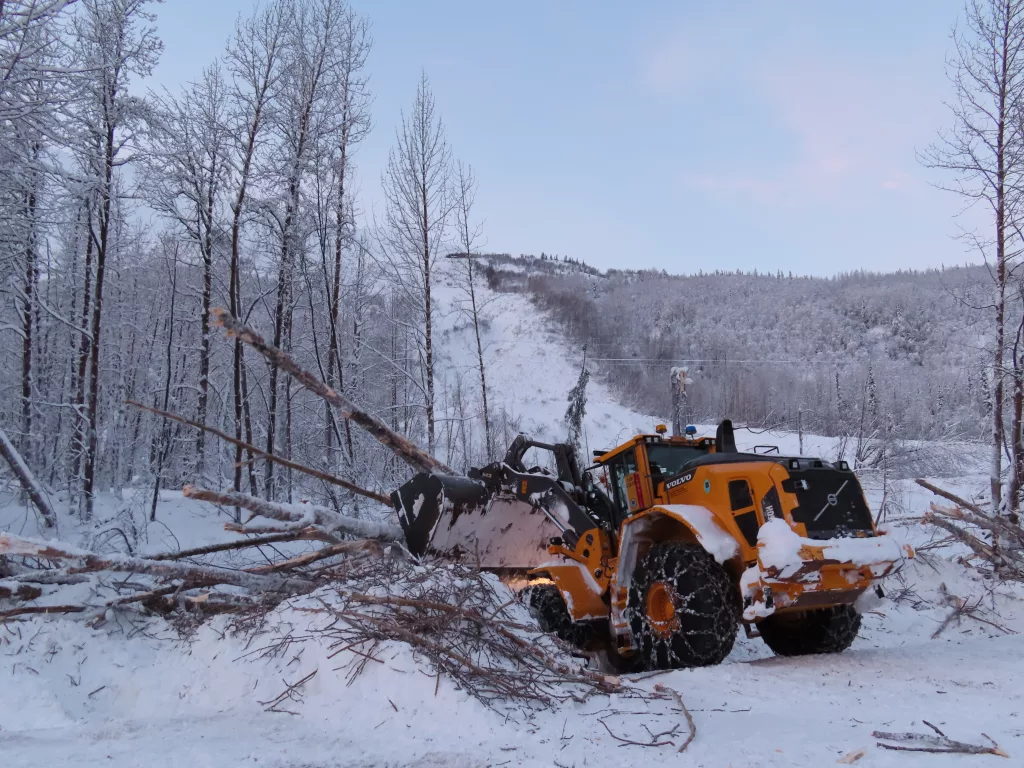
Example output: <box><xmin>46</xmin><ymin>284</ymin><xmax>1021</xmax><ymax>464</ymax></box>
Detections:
<box><xmin>595</xmin><ymin>434</ymin><xmax>715</xmax><ymax>527</ymax></box>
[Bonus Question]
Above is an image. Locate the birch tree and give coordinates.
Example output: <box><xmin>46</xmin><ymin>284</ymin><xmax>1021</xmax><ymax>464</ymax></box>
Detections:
<box><xmin>263</xmin><ymin>0</ymin><xmax>358</xmax><ymax>499</ymax></box>
<box><xmin>922</xmin><ymin>0</ymin><xmax>1024</xmax><ymax>511</ymax></box>
<box><xmin>223</xmin><ymin>0</ymin><xmax>289</xmax><ymax>499</ymax></box>
<box><xmin>376</xmin><ymin>72</ymin><xmax>452</xmax><ymax>456</ymax></box>
<box><xmin>321</xmin><ymin>7</ymin><xmax>370</xmax><ymax>466</ymax></box>
<box><xmin>451</xmin><ymin>161</ymin><xmax>493</xmax><ymax>458</ymax></box>
<box><xmin>68</xmin><ymin>0</ymin><xmax>162</xmax><ymax>518</ymax></box>
<box><xmin>0</xmin><ymin>2</ymin><xmax>75</xmax><ymax>472</ymax></box>
<box><xmin>146</xmin><ymin>64</ymin><xmax>230</xmax><ymax>482</ymax></box>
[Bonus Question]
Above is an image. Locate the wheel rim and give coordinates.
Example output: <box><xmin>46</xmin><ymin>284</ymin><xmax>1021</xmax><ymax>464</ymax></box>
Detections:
<box><xmin>646</xmin><ymin>581</ymin><xmax>679</xmax><ymax>638</ymax></box>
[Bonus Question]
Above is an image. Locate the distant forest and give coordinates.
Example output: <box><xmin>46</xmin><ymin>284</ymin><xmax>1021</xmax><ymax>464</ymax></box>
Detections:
<box><xmin>482</xmin><ymin>254</ymin><xmax>992</xmax><ymax>445</ymax></box>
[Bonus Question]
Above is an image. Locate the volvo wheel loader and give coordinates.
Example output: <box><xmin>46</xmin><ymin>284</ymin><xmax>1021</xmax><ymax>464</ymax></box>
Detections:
<box><xmin>391</xmin><ymin>420</ymin><xmax>912</xmax><ymax>670</ymax></box>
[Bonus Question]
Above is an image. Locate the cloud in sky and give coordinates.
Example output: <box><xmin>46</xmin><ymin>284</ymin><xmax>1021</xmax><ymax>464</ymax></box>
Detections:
<box><xmin>644</xmin><ymin>14</ymin><xmax>945</xmax><ymax>209</ymax></box>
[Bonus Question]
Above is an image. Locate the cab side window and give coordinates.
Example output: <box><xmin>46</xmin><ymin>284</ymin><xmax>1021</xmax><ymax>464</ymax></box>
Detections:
<box><xmin>606</xmin><ymin>449</ymin><xmax>638</xmax><ymax>527</ymax></box>
<box><xmin>728</xmin><ymin>479</ymin><xmax>759</xmax><ymax>547</ymax></box>
<box><xmin>728</xmin><ymin>479</ymin><xmax>753</xmax><ymax>511</ymax></box>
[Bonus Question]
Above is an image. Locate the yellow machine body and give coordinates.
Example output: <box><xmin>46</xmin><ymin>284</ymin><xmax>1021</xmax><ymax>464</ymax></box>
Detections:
<box><xmin>528</xmin><ymin>430</ymin><xmax>911</xmax><ymax>656</ymax></box>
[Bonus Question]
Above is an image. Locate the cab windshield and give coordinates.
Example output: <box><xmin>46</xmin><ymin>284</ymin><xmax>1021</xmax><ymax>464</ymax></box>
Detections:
<box><xmin>646</xmin><ymin>444</ymin><xmax>709</xmax><ymax>480</ymax></box>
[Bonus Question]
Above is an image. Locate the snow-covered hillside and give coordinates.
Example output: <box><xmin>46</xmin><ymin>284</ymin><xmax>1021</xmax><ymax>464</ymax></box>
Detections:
<box><xmin>2</xmin><ymin>261</ymin><xmax>1021</xmax><ymax>768</ymax></box>
<box><xmin>434</xmin><ymin>259</ymin><xmax>660</xmax><ymax>455</ymax></box>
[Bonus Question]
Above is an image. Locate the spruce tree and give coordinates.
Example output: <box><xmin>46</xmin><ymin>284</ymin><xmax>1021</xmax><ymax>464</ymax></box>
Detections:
<box><xmin>565</xmin><ymin>344</ymin><xmax>590</xmax><ymax>454</ymax></box>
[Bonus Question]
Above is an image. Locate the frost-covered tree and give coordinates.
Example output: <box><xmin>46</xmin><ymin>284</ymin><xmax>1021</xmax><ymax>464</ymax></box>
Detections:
<box><xmin>376</xmin><ymin>73</ymin><xmax>453</xmax><ymax>456</ymax></box>
<box><xmin>222</xmin><ymin>0</ymin><xmax>290</xmax><ymax>499</ymax></box>
<box><xmin>68</xmin><ymin>0</ymin><xmax>162</xmax><ymax>518</ymax></box>
<box><xmin>320</xmin><ymin>7</ymin><xmax>370</xmax><ymax>468</ymax></box>
<box><xmin>146</xmin><ymin>64</ymin><xmax>231</xmax><ymax>482</ymax></box>
<box><xmin>922</xmin><ymin>0</ymin><xmax>1024</xmax><ymax>510</ymax></box>
<box><xmin>452</xmin><ymin>161</ymin><xmax>494</xmax><ymax>458</ymax></box>
<box><xmin>565</xmin><ymin>345</ymin><xmax>590</xmax><ymax>455</ymax></box>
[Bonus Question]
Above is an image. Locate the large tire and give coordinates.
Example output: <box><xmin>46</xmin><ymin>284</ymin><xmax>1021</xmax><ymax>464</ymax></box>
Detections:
<box><xmin>627</xmin><ymin>542</ymin><xmax>739</xmax><ymax>670</ymax></box>
<box><xmin>528</xmin><ymin>584</ymin><xmax>594</xmax><ymax>648</ymax></box>
<box><xmin>758</xmin><ymin>605</ymin><xmax>861</xmax><ymax>657</ymax></box>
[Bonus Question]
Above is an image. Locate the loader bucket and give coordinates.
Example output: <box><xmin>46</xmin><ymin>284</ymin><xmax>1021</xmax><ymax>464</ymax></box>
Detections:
<box><xmin>391</xmin><ymin>473</ymin><xmax>490</xmax><ymax>557</ymax></box>
<box><xmin>391</xmin><ymin>472</ymin><xmax>560</xmax><ymax>569</ymax></box>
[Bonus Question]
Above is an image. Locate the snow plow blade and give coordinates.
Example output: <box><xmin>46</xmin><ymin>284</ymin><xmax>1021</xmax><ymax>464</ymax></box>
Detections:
<box><xmin>391</xmin><ymin>471</ymin><xmax>563</xmax><ymax>569</ymax></box>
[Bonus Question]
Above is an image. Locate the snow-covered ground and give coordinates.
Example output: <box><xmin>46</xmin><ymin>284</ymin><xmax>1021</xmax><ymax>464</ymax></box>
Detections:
<box><xmin>3</xmin><ymin>268</ymin><xmax>1021</xmax><ymax>767</ymax></box>
<box><xmin>3</xmin><ymin>491</ymin><xmax>1022</xmax><ymax>767</ymax></box>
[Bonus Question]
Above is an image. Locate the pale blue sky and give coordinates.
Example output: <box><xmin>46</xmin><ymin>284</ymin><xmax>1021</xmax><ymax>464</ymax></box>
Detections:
<box><xmin>151</xmin><ymin>0</ymin><xmax>976</xmax><ymax>276</ymax></box>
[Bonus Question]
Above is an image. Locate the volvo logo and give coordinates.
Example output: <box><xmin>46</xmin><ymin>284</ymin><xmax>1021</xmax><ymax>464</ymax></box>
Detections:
<box><xmin>665</xmin><ymin>471</ymin><xmax>694</xmax><ymax>490</ymax></box>
<box><xmin>814</xmin><ymin>479</ymin><xmax>850</xmax><ymax>522</ymax></box>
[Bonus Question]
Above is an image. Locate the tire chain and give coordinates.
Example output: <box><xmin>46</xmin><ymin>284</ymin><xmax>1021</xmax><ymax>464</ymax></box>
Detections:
<box><xmin>758</xmin><ymin>604</ymin><xmax>862</xmax><ymax>657</ymax></box>
<box><xmin>627</xmin><ymin>543</ymin><xmax>739</xmax><ymax>669</ymax></box>
<box><xmin>528</xmin><ymin>584</ymin><xmax>594</xmax><ymax>648</ymax></box>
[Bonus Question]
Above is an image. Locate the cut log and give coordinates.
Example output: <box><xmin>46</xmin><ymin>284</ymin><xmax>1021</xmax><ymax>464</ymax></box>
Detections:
<box><xmin>0</xmin><ymin>604</ymin><xmax>85</xmax><ymax>621</ymax></box>
<box><xmin>183</xmin><ymin>486</ymin><xmax>404</xmax><ymax>542</ymax></box>
<box><xmin>0</xmin><ymin>426</ymin><xmax>57</xmax><ymax>529</ymax></box>
<box><xmin>0</xmin><ymin>583</ymin><xmax>43</xmax><ymax>601</ymax></box>
<box><xmin>212</xmin><ymin>309</ymin><xmax>451</xmax><ymax>475</ymax></box>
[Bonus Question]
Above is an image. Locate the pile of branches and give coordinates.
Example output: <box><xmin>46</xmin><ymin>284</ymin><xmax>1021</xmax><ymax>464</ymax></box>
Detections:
<box><xmin>0</xmin><ymin>520</ymin><xmax>392</xmax><ymax>625</ymax></box>
<box><xmin>1</xmin><ymin>531</ymin><xmax>621</xmax><ymax>708</ymax></box>
<box><xmin>242</xmin><ymin>556</ymin><xmax>620</xmax><ymax>709</ymax></box>
<box><xmin>0</xmin><ymin>479</ymin><xmax>405</xmax><ymax>625</ymax></box>
<box><xmin>916</xmin><ymin>479</ymin><xmax>1024</xmax><ymax>581</ymax></box>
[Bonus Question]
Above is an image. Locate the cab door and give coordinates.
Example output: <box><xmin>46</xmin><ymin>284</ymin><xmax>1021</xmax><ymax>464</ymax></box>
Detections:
<box><xmin>604</xmin><ymin>448</ymin><xmax>639</xmax><ymax>527</ymax></box>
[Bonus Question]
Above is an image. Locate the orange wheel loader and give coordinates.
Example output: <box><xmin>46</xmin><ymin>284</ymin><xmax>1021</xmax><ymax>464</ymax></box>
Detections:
<box><xmin>391</xmin><ymin>420</ymin><xmax>912</xmax><ymax>670</ymax></box>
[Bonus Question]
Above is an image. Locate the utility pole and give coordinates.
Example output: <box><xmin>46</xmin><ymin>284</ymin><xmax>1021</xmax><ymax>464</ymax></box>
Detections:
<box><xmin>671</xmin><ymin>367</ymin><xmax>693</xmax><ymax>436</ymax></box>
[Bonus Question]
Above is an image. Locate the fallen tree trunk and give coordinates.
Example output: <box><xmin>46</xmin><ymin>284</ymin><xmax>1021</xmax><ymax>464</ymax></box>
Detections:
<box><xmin>932</xmin><ymin>503</ymin><xmax>1024</xmax><ymax>546</ymax></box>
<box><xmin>0</xmin><ymin>604</ymin><xmax>86</xmax><ymax>620</ymax></box>
<box><xmin>247</xmin><ymin>540</ymin><xmax>382</xmax><ymax>574</ymax></box>
<box><xmin>0</xmin><ymin>583</ymin><xmax>42</xmax><ymax>601</ymax></box>
<box><xmin>183</xmin><ymin>486</ymin><xmax>404</xmax><ymax>542</ymax></box>
<box><xmin>0</xmin><ymin>426</ymin><xmax>57</xmax><ymax>529</ymax></box>
<box><xmin>914</xmin><ymin>478</ymin><xmax>986</xmax><ymax>515</ymax></box>
<box><xmin>127</xmin><ymin>401</ymin><xmax>391</xmax><ymax>505</ymax></box>
<box><xmin>922</xmin><ymin>504</ymin><xmax>1024</xmax><ymax>580</ymax></box>
<box><xmin>0</xmin><ymin>533</ymin><xmax>316</xmax><ymax>594</ymax></box>
<box><xmin>148</xmin><ymin>528</ymin><xmax>338</xmax><ymax>561</ymax></box>
<box><xmin>212</xmin><ymin>309</ymin><xmax>451</xmax><ymax>475</ymax></box>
